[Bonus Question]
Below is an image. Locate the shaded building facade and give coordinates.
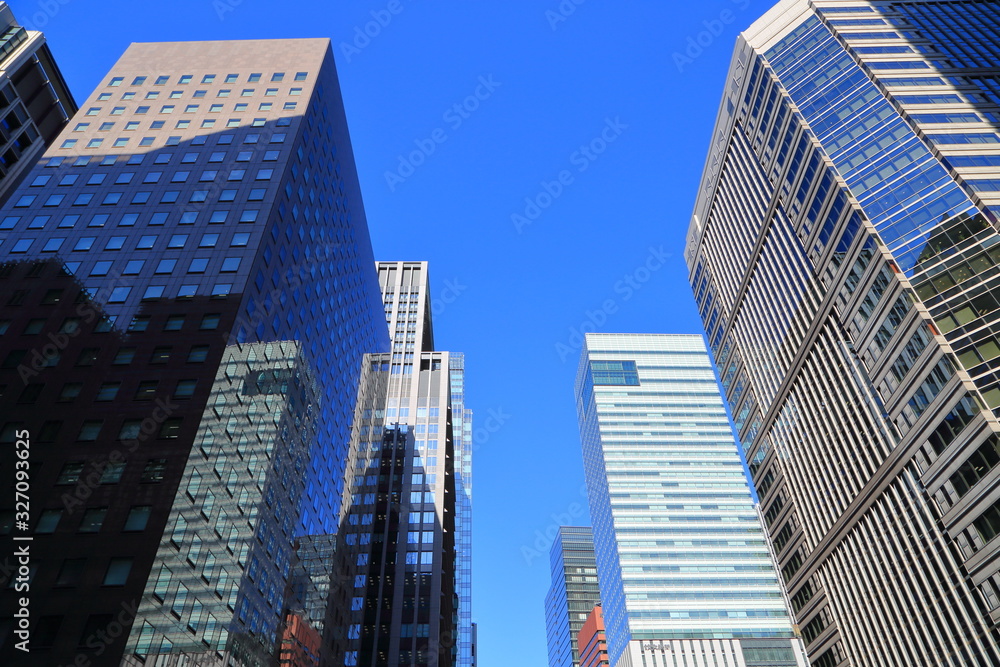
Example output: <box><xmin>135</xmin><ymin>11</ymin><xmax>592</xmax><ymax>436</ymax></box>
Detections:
<box><xmin>544</xmin><ymin>526</ymin><xmax>600</xmax><ymax>667</ymax></box>
<box><xmin>575</xmin><ymin>334</ymin><xmax>806</xmax><ymax>667</ymax></box>
<box><xmin>0</xmin><ymin>38</ymin><xmax>388</xmax><ymax>666</ymax></box>
<box><xmin>576</xmin><ymin>605</ymin><xmax>608</xmax><ymax>667</ymax></box>
<box><xmin>686</xmin><ymin>1</ymin><xmax>1000</xmax><ymax>664</ymax></box>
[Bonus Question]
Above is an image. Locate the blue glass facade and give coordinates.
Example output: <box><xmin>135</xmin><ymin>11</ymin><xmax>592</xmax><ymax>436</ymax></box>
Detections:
<box><xmin>544</xmin><ymin>526</ymin><xmax>599</xmax><ymax>667</ymax></box>
<box><xmin>0</xmin><ymin>39</ymin><xmax>388</xmax><ymax>666</ymax></box>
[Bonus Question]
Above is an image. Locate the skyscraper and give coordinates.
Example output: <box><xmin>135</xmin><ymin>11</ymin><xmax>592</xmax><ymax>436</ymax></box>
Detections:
<box><xmin>686</xmin><ymin>1</ymin><xmax>1000</xmax><ymax>664</ymax></box>
<box><xmin>329</xmin><ymin>261</ymin><xmax>471</xmax><ymax>667</ymax></box>
<box><xmin>544</xmin><ymin>526</ymin><xmax>600</xmax><ymax>667</ymax></box>
<box><xmin>0</xmin><ymin>39</ymin><xmax>389</xmax><ymax>666</ymax></box>
<box><xmin>575</xmin><ymin>334</ymin><xmax>806</xmax><ymax>667</ymax></box>
<box><xmin>0</xmin><ymin>1</ymin><xmax>76</xmax><ymax>201</ymax></box>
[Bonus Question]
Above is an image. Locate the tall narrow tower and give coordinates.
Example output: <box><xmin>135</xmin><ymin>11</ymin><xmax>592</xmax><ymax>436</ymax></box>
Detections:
<box><xmin>575</xmin><ymin>333</ymin><xmax>806</xmax><ymax>667</ymax></box>
<box><xmin>687</xmin><ymin>1</ymin><xmax>1000</xmax><ymax>664</ymax></box>
<box><xmin>330</xmin><ymin>261</ymin><xmax>472</xmax><ymax>667</ymax></box>
<box><xmin>544</xmin><ymin>526</ymin><xmax>600</xmax><ymax>667</ymax></box>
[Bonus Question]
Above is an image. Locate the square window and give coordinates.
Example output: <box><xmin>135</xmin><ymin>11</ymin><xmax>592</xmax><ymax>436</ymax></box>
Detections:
<box><xmin>290</xmin><ymin>87</ymin><xmax>302</xmax><ymax>96</ymax></box>
<box><xmin>100</xmin><ymin>461</ymin><xmax>126</xmax><ymax>484</ymax></box>
<box><xmin>141</xmin><ymin>459</ymin><xmax>168</xmax><ymax>482</ymax></box>
<box><xmin>187</xmin><ymin>258</ymin><xmax>209</xmax><ymax>273</ymax></box>
<box><xmin>256</xmin><ymin>168</ymin><xmax>273</xmax><ymax>180</ymax></box>
<box><xmin>134</xmin><ymin>381</ymin><xmax>158</xmax><ymax>400</ymax></box>
<box><xmin>108</xmin><ymin>286</ymin><xmax>130</xmax><ymax>303</ymax></box>
<box><xmin>15</xmin><ymin>195</ymin><xmax>36</xmax><ymax>207</ymax></box>
<box><xmin>200</xmin><ymin>314</ymin><xmax>221</xmax><ymax>330</ymax></box>
<box><xmin>180</xmin><ymin>211</ymin><xmax>198</xmax><ymax>224</ymax></box>
<box><xmin>210</xmin><ymin>211</ymin><xmax>228</xmax><ymax>223</ymax></box>
<box><xmin>160</xmin><ymin>191</ymin><xmax>180</xmax><ymax>204</ymax></box>
<box><xmin>181</xmin><ymin>152</ymin><xmax>198</xmax><ymax>163</ymax></box>
<box><xmin>137</xmin><ymin>236</ymin><xmax>157</xmax><ymax>249</ymax></box>
<box><xmin>155</xmin><ymin>259</ymin><xmax>176</xmax><ymax>274</ymax></box>
<box><xmin>234</xmin><ymin>102</ymin><xmax>248</xmax><ymax>112</ymax></box>
<box><xmin>188</xmin><ymin>345</ymin><xmax>210</xmax><ymax>362</ymax></box>
<box><xmin>124</xmin><ymin>506</ymin><xmax>152</xmax><ymax>531</ymax></box>
<box><xmin>248</xmin><ymin>73</ymin><xmax>261</xmax><ymax>82</ymax></box>
<box><xmin>168</xmin><ymin>235</ymin><xmax>188</xmax><ymax>249</ymax></box>
<box><xmin>185</xmin><ymin>104</ymin><xmax>198</xmax><ymax>113</ymax></box>
<box><xmin>160</xmin><ymin>418</ymin><xmax>182</xmax><ymax>438</ymax></box>
<box><xmin>177</xmin><ymin>285</ymin><xmax>198</xmax><ymax>298</ymax></box>
<box><xmin>42</xmin><ymin>238</ymin><xmax>64</xmax><ymax>253</ymax></box>
<box><xmin>150</xmin><ymin>347</ymin><xmax>171</xmax><ymax>364</ymax></box>
<box><xmin>113</xmin><ymin>347</ymin><xmax>136</xmax><ymax>365</ymax></box>
<box><xmin>142</xmin><ymin>286</ymin><xmax>165</xmax><ymax>300</ymax></box>
<box><xmin>174</xmin><ymin>380</ymin><xmax>197</xmax><ymax>398</ymax></box>
<box><xmin>121</xmin><ymin>92</ymin><xmax>135</xmax><ymax>100</ymax></box>
<box><xmin>58</xmin><ymin>383</ymin><xmax>82</xmax><ymax>401</ymax></box>
<box><xmin>210</xmin><ymin>103</ymin><xmax>223</xmax><ymax>112</ymax></box>
<box><xmin>118</xmin><ymin>213</ymin><xmax>138</xmax><ymax>226</ymax></box>
<box><xmin>101</xmin><ymin>192</ymin><xmax>122</xmax><ymax>205</ymax></box>
<box><xmin>138</xmin><ymin>137</ymin><xmax>154</xmax><ymax>146</ymax></box>
<box><xmin>61</xmin><ymin>139</ymin><xmax>78</xmax><ymax>149</ymax></box>
<box><xmin>179</xmin><ymin>75</ymin><xmax>192</xmax><ymax>84</ymax></box>
<box><xmin>248</xmin><ymin>188</ymin><xmax>266</xmax><ymax>201</ymax></box>
<box><xmin>109</xmin><ymin>77</ymin><xmax>124</xmax><ymax>87</ymax></box>
<box><xmin>128</xmin><ymin>315</ymin><xmax>150</xmax><ymax>332</ymax></box>
<box><xmin>113</xmin><ymin>138</ymin><xmax>129</xmax><ymax>147</ymax></box>
<box><xmin>130</xmin><ymin>191</ymin><xmax>151</xmax><ymax>204</ymax></box>
<box><xmin>36</xmin><ymin>509</ymin><xmax>63</xmax><ymax>533</ymax></box>
<box><xmin>96</xmin><ymin>382</ymin><xmax>120</xmax><ymax>401</ymax></box>
<box><xmin>221</xmin><ymin>257</ymin><xmax>241</xmax><ymax>272</ymax></box>
<box><xmin>218</xmin><ymin>134</ymin><xmax>234</xmax><ymax>145</ymax></box>
<box><xmin>74</xmin><ymin>237</ymin><xmax>96</xmax><ymax>251</ymax></box>
<box><xmin>90</xmin><ymin>260</ymin><xmax>112</xmax><ymax>276</ymax></box>
<box><xmin>171</xmin><ymin>170</ymin><xmax>190</xmax><ymax>183</ymax></box>
<box><xmin>225</xmin><ymin>74</ymin><xmax>238</xmax><ymax>83</ymax></box>
<box><xmin>111</xmin><ymin>107</ymin><xmax>125</xmax><ymax>116</ymax></box>
<box><xmin>258</xmin><ymin>103</ymin><xmax>272</xmax><ymax>111</ymax></box>
<box><xmin>164</xmin><ymin>315</ymin><xmax>185</xmax><ymax>331</ymax></box>
<box><xmin>160</xmin><ymin>105</ymin><xmax>174</xmax><ymax>114</ymax></box>
<box><xmin>220</xmin><ymin>189</ymin><xmax>237</xmax><ymax>202</ymax></box>
<box><xmin>79</xmin><ymin>508</ymin><xmax>107</xmax><ymax>533</ymax></box>
<box><xmin>123</xmin><ymin>259</ymin><xmax>144</xmax><ymax>274</ymax></box>
<box><xmin>10</xmin><ymin>239</ymin><xmax>31</xmax><ymax>253</ymax></box>
<box><xmin>202</xmin><ymin>119</ymin><xmax>216</xmax><ymax>128</ymax></box>
<box><xmin>165</xmin><ymin>135</ymin><xmax>181</xmax><ymax>146</ymax></box>
<box><xmin>76</xmin><ymin>348</ymin><xmax>100</xmax><ymax>366</ymax></box>
<box><xmin>283</xmin><ymin>102</ymin><xmax>297</xmax><ymax>110</ymax></box>
<box><xmin>265</xmin><ymin>88</ymin><xmax>278</xmax><ymax>96</ymax></box>
<box><xmin>150</xmin><ymin>119</ymin><xmax>165</xmax><ymax>128</ymax></box>
<box><xmin>97</xmin><ymin>93</ymin><xmax>111</xmax><ymax>101</ymax></box>
<box><xmin>212</xmin><ymin>283</ymin><xmax>232</xmax><ymax>297</ymax></box>
<box><xmin>294</xmin><ymin>72</ymin><xmax>307</xmax><ymax>81</ymax></box>
<box><xmin>104</xmin><ymin>237</ymin><xmax>126</xmax><ymax>251</ymax></box>
<box><xmin>146</xmin><ymin>91</ymin><xmax>160</xmax><ymax>99</ymax></box>
<box><xmin>55</xmin><ymin>559</ymin><xmax>86</xmax><ymax>587</ymax></box>
<box><xmin>99</xmin><ymin>122</ymin><xmax>114</xmax><ymax>131</ymax></box>
<box><xmin>78</xmin><ymin>420</ymin><xmax>103</xmax><ymax>441</ymax></box>
<box><xmin>29</xmin><ymin>214</ymin><xmax>49</xmax><ymax>228</ymax></box>
<box><xmin>200</xmin><ymin>234</ymin><xmax>219</xmax><ymax>247</ymax></box>
<box><xmin>103</xmin><ymin>558</ymin><xmax>132</xmax><ymax>586</ymax></box>
<box><xmin>226</xmin><ymin>118</ymin><xmax>240</xmax><ymax>127</ymax></box>
<box><xmin>154</xmin><ymin>75</ymin><xmax>169</xmax><ymax>85</ymax></box>
<box><xmin>135</xmin><ymin>105</ymin><xmax>150</xmax><ymax>114</ymax></box>
<box><xmin>189</xmin><ymin>190</ymin><xmax>208</xmax><ymax>203</ymax></box>
<box><xmin>85</xmin><ymin>107</ymin><xmax>100</xmax><ymax>116</ymax></box>
<box><xmin>209</xmin><ymin>151</ymin><xmax>226</xmax><ymax>162</ymax></box>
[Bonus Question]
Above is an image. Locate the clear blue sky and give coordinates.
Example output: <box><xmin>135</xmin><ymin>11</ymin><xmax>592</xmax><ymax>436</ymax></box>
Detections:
<box><xmin>12</xmin><ymin>0</ymin><xmax>767</xmax><ymax>663</ymax></box>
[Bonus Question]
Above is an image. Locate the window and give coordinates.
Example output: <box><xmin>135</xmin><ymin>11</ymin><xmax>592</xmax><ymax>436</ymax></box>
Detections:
<box><xmin>58</xmin><ymin>383</ymin><xmax>82</xmax><ymax>401</ymax></box>
<box><xmin>124</xmin><ymin>506</ymin><xmax>152</xmax><ymax>531</ymax></box>
<box><xmin>36</xmin><ymin>509</ymin><xmax>63</xmax><ymax>534</ymax></box>
<box><xmin>79</xmin><ymin>507</ymin><xmax>108</xmax><ymax>533</ymax></box>
<box><xmin>100</xmin><ymin>461</ymin><xmax>126</xmax><ymax>484</ymax></box>
<box><xmin>123</xmin><ymin>259</ymin><xmax>144</xmax><ymax>274</ymax></box>
<box><xmin>142</xmin><ymin>286</ymin><xmax>164</xmax><ymax>300</ymax></box>
<box><xmin>164</xmin><ymin>315</ymin><xmax>185</xmax><ymax>331</ymax></box>
<box><xmin>76</xmin><ymin>348</ymin><xmax>100</xmax><ymax>366</ymax></box>
<box><xmin>134</xmin><ymin>381</ymin><xmax>158</xmax><ymax>400</ymax></box>
<box><xmin>200</xmin><ymin>314</ymin><xmax>221</xmax><ymax>330</ymax></box>
<box><xmin>188</xmin><ymin>258</ymin><xmax>209</xmax><ymax>273</ymax></box>
<box><xmin>294</xmin><ymin>72</ymin><xmax>307</xmax><ymax>81</ymax></box>
<box><xmin>141</xmin><ymin>459</ymin><xmax>168</xmax><ymax>482</ymax></box>
<box><xmin>188</xmin><ymin>345</ymin><xmax>210</xmax><ymax>363</ymax></box>
<box><xmin>56</xmin><ymin>462</ymin><xmax>85</xmax><ymax>485</ymax></box>
<box><xmin>128</xmin><ymin>316</ymin><xmax>149</xmax><ymax>332</ymax></box>
<box><xmin>150</xmin><ymin>347</ymin><xmax>172</xmax><ymax>364</ymax></box>
<box><xmin>111</xmin><ymin>106</ymin><xmax>125</xmax><ymax>115</ymax></box>
<box><xmin>96</xmin><ymin>383</ymin><xmax>120</xmax><ymax>401</ymax></box>
<box><xmin>55</xmin><ymin>559</ymin><xmax>86</xmax><ymax>587</ymax></box>
<box><xmin>109</xmin><ymin>77</ymin><xmax>124</xmax><ymax>87</ymax></box>
<box><xmin>231</xmin><ymin>232</ymin><xmax>250</xmax><ymax>246</ymax></box>
<box><xmin>221</xmin><ymin>257</ymin><xmax>241</xmax><ymax>272</ymax></box>
<box><xmin>175</xmin><ymin>380</ymin><xmax>197</xmax><ymax>398</ymax></box>
<box><xmin>200</xmin><ymin>234</ymin><xmax>219</xmax><ymax>247</ymax></box>
<box><xmin>178</xmin><ymin>75</ymin><xmax>192</xmax><ymax>84</ymax></box>
<box><xmin>113</xmin><ymin>348</ymin><xmax>136</xmax><ymax>365</ymax></box>
<box><xmin>78</xmin><ymin>420</ymin><xmax>103</xmax><ymax>441</ymax></box>
<box><xmin>160</xmin><ymin>419</ymin><xmax>182</xmax><ymax>439</ymax></box>
<box><xmin>248</xmin><ymin>73</ymin><xmax>261</xmax><ymax>82</ymax></box>
<box><xmin>108</xmin><ymin>286</ymin><xmax>130</xmax><ymax>302</ymax></box>
<box><xmin>103</xmin><ymin>558</ymin><xmax>132</xmax><ymax>586</ymax></box>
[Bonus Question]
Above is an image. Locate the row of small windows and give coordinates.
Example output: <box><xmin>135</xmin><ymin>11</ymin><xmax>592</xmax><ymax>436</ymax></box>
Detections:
<box><xmin>31</xmin><ymin>167</ymin><xmax>274</xmax><ymax>187</ymax></box>
<box><xmin>1</xmin><ymin>504</ymin><xmax>151</xmax><ymax>535</ymax></box>
<box><xmin>45</xmin><ymin>138</ymin><xmax>288</xmax><ymax>167</ymax></box>
<box><xmin>83</xmin><ymin>102</ymin><xmax>298</xmax><ymax>119</ymax></box>
<box><xmin>13</xmin><ymin>377</ymin><xmax>202</xmax><ymax>404</ymax></box>
<box><xmin>97</xmin><ymin>86</ymin><xmax>304</xmax><ymax>102</ymax></box>
<box><xmin>2</xmin><ymin>209</ymin><xmax>259</xmax><ymax>231</ymax></box>
<box><xmin>109</xmin><ymin>72</ymin><xmax>307</xmax><ymax>87</ymax></box>
<box><xmin>74</xmin><ymin>114</ymin><xmax>294</xmax><ymax>135</ymax></box>
<box><xmin>13</xmin><ymin>187</ymin><xmax>270</xmax><ymax>212</ymax></box>
<box><xmin>62</xmin><ymin>129</ymin><xmax>288</xmax><ymax>149</ymax></box>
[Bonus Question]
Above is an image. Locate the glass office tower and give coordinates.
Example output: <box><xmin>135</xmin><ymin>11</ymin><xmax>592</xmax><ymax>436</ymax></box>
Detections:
<box><xmin>0</xmin><ymin>39</ymin><xmax>388</xmax><ymax>666</ymax></box>
<box><xmin>544</xmin><ymin>526</ymin><xmax>600</xmax><ymax>667</ymax></box>
<box><xmin>329</xmin><ymin>261</ymin><xmax>471</xmax><ymax>667</ymax></box>
<box><xmin>575</xmin><ymin>334</ymin><xmax>806</xmax><ymax>667</ymax></box>
<box><xmin>686</xmin><ymin>1</ymin><xmax>1000</xmax><ymax>664</ymax></box>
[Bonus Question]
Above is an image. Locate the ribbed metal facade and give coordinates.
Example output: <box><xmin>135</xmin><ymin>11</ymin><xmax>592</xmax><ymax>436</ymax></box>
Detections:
<box><xmin>686</xmin><ymin>2</ymin><xmax>1000</xmax><ymax>664</ymax></box>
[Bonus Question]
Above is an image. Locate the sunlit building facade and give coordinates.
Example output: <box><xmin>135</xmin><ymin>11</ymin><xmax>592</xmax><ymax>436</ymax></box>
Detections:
<box><xmin>575</xmin><ymin>334</ymin><xmax>806</xmax><ymax>667</ymax></box>
<box><xmin>686</xmin><ymin>1</ymin><xmax>1000</xmax><ymax>664</ymax></box>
